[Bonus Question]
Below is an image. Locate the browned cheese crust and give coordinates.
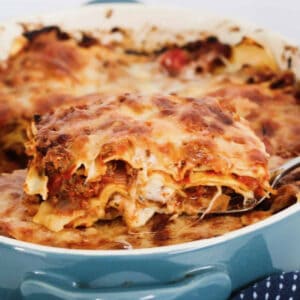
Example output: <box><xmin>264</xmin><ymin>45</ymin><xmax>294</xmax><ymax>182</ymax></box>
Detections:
<box><xmin>0</xmin><ymin>28</ymin><xmax>299</xmax><ymax>172</ymax></box>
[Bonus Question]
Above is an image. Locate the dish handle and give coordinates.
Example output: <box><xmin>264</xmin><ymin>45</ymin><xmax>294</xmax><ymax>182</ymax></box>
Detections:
<box><xmin>20</xmin><ymin>267</ymin><xmax>232</xmax><ymax>300</ymax></box>
<box><xmin>86</xmin><ymin>0</ymin><xmax>140</xmax><ymax>4</ymax></box>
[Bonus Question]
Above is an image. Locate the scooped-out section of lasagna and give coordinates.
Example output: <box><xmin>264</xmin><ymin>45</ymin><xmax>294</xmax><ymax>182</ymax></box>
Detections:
<box><xmin>24</xmin><ymin>93</ymin><xmax>271</xmax><ymax>232</ymax></box>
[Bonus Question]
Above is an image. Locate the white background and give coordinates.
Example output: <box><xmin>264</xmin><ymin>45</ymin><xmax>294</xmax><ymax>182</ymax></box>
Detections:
<box><xmin>0</xmin><ymin>0</ymin><xmax>299</xmax><ymax>42</ymax></box>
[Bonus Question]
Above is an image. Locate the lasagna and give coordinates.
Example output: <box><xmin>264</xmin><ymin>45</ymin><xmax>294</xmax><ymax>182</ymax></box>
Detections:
<box><xmin>25</xmin><ymin>93</ymin><xmax>270</xmax><ymax>231</ymax></box>
<box><xmin>0</xmin><ymin>24</ymin><xmax>298</xmax><ymax>249</ymax></box>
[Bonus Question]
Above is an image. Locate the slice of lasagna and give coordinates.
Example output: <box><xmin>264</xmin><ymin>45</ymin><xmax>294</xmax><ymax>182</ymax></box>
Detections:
<box><xmin>24</xmin><ymin>93</ymin><xmax>271</xmax><ymax>232</ymax></box>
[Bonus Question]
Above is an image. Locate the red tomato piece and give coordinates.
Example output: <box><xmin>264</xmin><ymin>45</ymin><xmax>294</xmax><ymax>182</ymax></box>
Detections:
<box><xmin>160</xmin><ymin>48</ymin><xmax>189</xmax><ymax>75</ymax></box>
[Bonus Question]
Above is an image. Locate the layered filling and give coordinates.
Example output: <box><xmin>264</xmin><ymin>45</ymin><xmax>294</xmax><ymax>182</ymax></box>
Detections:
<box><xmin>27</xmin><ymin>158</ymin><xmax>268</xmax><ymax>232</ymax></box>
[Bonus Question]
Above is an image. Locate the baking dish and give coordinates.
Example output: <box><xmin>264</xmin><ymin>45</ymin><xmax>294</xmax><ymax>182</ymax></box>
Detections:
<box><xmin>0</xmin><ymin>3</ymin><xmax>300</xmax><ymax>300</ymax></box>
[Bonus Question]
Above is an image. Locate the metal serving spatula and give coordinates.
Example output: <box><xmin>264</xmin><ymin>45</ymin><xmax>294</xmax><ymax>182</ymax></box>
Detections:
<box><xmin>218</xmin><ymin>156</ymin><xmax>300</xmax><ymax>214</ymax></box>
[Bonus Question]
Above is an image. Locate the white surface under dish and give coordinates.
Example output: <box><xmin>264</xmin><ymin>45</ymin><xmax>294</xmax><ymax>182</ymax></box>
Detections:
<box><xmin>0</xmin><ymin>0</ymin><xmax>299</xmax><ymax>41</ymax></box>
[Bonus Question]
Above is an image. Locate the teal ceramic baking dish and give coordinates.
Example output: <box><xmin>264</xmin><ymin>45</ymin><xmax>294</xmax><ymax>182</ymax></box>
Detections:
<box><xmin>1</xmin><ymin>204</ymin><xmax>300</xmax><ymax>299</ymax></box>
<box><xmin>0</xmin><ymin>3</ymin><xmax>299</xmax><ymax>300</ymax></box>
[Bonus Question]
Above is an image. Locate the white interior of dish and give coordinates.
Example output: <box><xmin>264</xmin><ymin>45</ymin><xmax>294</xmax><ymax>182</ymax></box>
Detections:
<box><xmin>0</xmin><ymin>3</ymin><xmax>299</xmax><ymax>255</ymax></box>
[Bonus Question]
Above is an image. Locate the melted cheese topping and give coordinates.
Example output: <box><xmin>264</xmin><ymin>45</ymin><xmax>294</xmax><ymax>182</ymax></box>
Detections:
<box><xmin>0</xmin><ymin>27</ymin><xmax>298</xmax><ymax>173</ymax></box>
